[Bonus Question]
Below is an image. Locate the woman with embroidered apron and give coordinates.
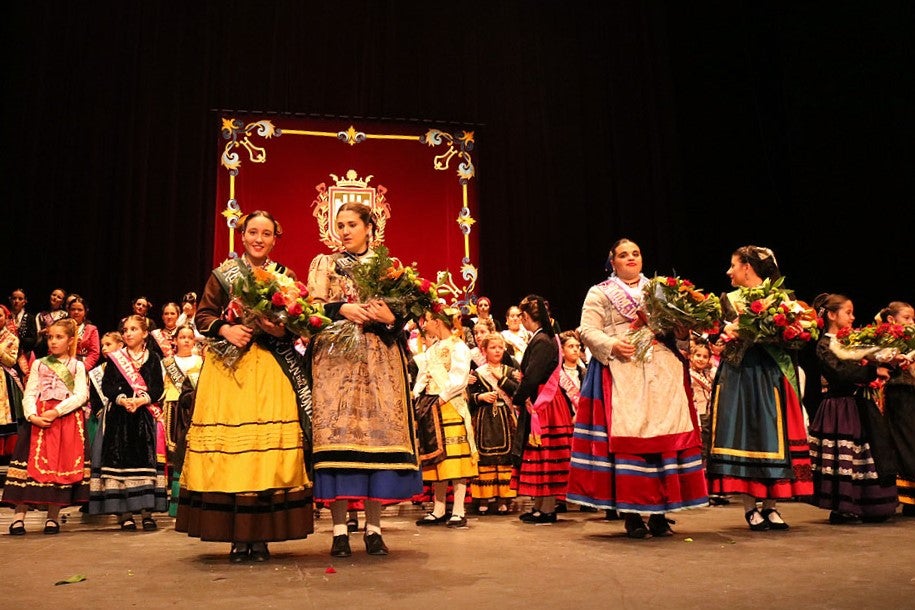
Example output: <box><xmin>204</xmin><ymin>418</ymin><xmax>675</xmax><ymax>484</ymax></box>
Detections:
<box><xmin>175</xmin><ymin>211</ymin><xmax>313</xmax><ymax>563</ymax></box>
<box><xmin>567</xmin><ymin>239</ymin><xmax>708</xmax><ymax>538</ymax></box>
<box><xmin>307</xmin><ymin>201</ymin><xmax>422</xmax><ymax>558</ymax></box>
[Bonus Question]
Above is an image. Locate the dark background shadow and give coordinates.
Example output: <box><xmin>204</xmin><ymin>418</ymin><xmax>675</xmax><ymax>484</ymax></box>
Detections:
<box><xmin>4</xmin><ymin>1</ymin><xmax>912</xmax><ymax>332</ymax></box>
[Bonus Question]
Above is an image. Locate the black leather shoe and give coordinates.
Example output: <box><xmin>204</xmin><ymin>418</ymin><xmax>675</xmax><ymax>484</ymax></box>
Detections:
<box><xmin>760</xmin><ymin>508</ymin><xmax>789</xmax><ymax>530</ymax></box>
<box><xmin>647</xmin><ymin>514</ymin><xmax>673</xmax><ymax>537</ymax></box>
<box><xmin>415</xmin><ymin>512</ymin><xmax>448</xmax><ymax>526</ymax></box>
<box><xmin>330</xmin><ymin>534</ymin><xmax>352</xmax><ymax>557</ymax></box>
<box><xmin>229</xmin><ymin>543</ymin><xmax>249</xmax><ymax>563</ymax></box>
<box><xmin>250</xmin><ymin>542</ymin><xmax>270</xmax><ymax>562</ymax></box>
<box><xmin>364</xmin><ymin>532</ymin><xmax>389</xmax><ymax>556</ymax></box>
<box><xmin>446</xmin><ymin>515</ymin><xmax>468</xmax><ymax>528</ymax></box>
<box><xmin>624</xmin><ymin>513</ymin><xmax>649</xmax><ymax>539</ymax></box>
<box><xmin>745</xmin><ymin>509</ymin><xmax>770</xmax><ymax>531</ymax></box>
<box><xmin>43</xmin><ymin>520</ymin><xmax>60</xmax><ymax>535</ymax></box>
<box><xmin>9</xmin><ymin>520</ymin><xmax>26</xmax><ymax>535</ymax></box>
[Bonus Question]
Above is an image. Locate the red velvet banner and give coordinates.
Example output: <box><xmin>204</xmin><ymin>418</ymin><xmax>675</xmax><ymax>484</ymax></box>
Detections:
<box><xmin>213</xmin><ymin>114</ymin><xmax>479</xmax><ymax>308</ymax></box>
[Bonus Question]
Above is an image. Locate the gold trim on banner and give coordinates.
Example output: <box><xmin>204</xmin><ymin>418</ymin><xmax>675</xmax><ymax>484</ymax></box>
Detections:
<box><xmin>218</xmin><ymin>117</ymin><xmax>478</xmax><ymax>306</ymax></box>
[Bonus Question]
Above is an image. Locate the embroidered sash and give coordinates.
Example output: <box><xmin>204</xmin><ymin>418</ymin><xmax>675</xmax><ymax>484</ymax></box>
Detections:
<box><xmin>525</xmin><ymin>336</ymin><xmax>563</xmax><ymax>445</ymax></box>
<box><xmin>596</xmin><ymin>275</ymin><xmax>646</xmax><ymax>321</ymax></box>
<box><xmin>40</xmin><ymin>356</ymin><xmax>75</xmax><ymax>393</ymax></box>
<box><xmin>108</xmin><ymin>348</ymin><xmax>161</xmax><ymax>419</ymax></box>
<box><xmin>88</xmin><ymin>364</ymin><xmax>109</xmax><ymax>410</ymax></box>
<box><xmin>475</xmin><ymin>363</ymin><xmax>514</xmax><ymax>407</ymax></box>
<box><xmin>151</xmin><ymin>329</ymin><xmax>175</xmax><ymax>358</ymax></box>
<box><xmin>558</xmin><ymin>365</ymin><xmax>581</xmax><ymax>408</ymax></box>
<box><xmin>162</xmin><ymin>356</ymin><xmax>187</xmax><ymax>390</ymax></box>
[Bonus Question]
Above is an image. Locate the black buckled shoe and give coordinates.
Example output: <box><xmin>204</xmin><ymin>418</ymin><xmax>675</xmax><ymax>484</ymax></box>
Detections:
<box><xmin>330</xmin><ymin>534</ymin><xmax>352</xmax><ymax>558</ymax></box>
<box><xmin>745</xmin><ymin>509</ymin><xmax>770</xmax><ymax>531</ymax></box>
<box><xmin>364</xmin><ymin>532</ymin><xmax>389</xmax><ymax>556</ymax></box>
<box><xmin>43</xmin><ymin>520</ymin><xmax>60</xmax><ymax>535</ymax></box>
<box><xmin>446</xmin><ymin>515</ymin><xmax>468</xmax><ymax>528</ymax></box>
<box><xmin>760</xmin><ymin>508</ymin><xmax>789</xmax><ymax>530</ymax></box>
<box><xmin>624</xmin><ymin>513</ymin><xmax>650</xmax><ymax>539</ymax></box>
<box><xmin>647</xmin><ymin>514</ymin><xmax>673</xmax><ymax>537</ymax></box>
<box><xmin>249</xmin><ymin>542</ymin><xmax>270</xmax><ymax>562</ymax></box>
<box><xmin>415</xmin><ymin>512</ymin><xmax>448</xmax><ymax>526</ymax></box>
<box><xmin>9</xmin><ymin>520</ymin><xmax>26</xmax><ymax>535</ymax></box>
<box><xmin>229</xmin><ymin>543</ymin><xmax>250</xmax><ymax>563</ymax></box>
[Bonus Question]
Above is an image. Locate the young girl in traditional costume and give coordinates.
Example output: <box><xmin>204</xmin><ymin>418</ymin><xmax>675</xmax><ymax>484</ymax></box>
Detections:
<box><xmin>413</xmin><ymin>307</ymin><xmax>477</xmax><ymax>528</ymax></box>
<box><xmin>3</xmin><ymin>318</ymin><xmax>90</xmax><ymax>535</ymax></box>
<box><xmin>1</xmin><ymin>305</ymin><xmax>24</xmax><ymax>480</ymax></box>
<box><xmin>162</xmin><ymin>325</ymin><xmax>202</xmax><ymax>517</ymax></box>
<box><xmin>467</xmin><ymin>332</ymin><xmax>519</xmax><ymax>515</ymax></box>
<box><xmin>512</xmin><ymin>295</ymin><xmax>574</xmax><ymax>525</ymax></box>
<box><xmin>88</xmin><ymin>314</ymin><xmax>167</xmax><ymax>531</ymax></box>
<box><xmin>807</xmin><ymin>293</ymin><xmax>898</xmax><ymax>524</ymax></box>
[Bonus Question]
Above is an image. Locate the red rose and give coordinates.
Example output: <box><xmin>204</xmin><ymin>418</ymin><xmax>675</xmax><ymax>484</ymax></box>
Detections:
<box><xmin>432</xmin><ymin>302</ymin><xmax>445</xmax><ymax>313</ymax></box>
<box><xmin>295</xmin><ymin>281</ymin><xmax>307</xmax><ymax>293</ymax></box>
<box><xmin>799</xmin><ymin>331</ymin><xmax>811</xmax><ymax>341</ymax></box>
<box><xmin>271</xmin><ymin>292</ymin><xmax>286</xmax><ymax>307</ymax></box>
<box><xmin>309</xmin><ymin>315</ymin><xmax>324</xmax><ymax>328</ymax></box>
<box><xmin>288</xmin><ymin>302</ymin><xmax>303</xmax><ymax>317</ymax></box>
<box><xmin>817</xmin><ymin>317</ymin><xmax>825</xmax><ymax>328</ymax></box>
<box><xmin>836</xmin><ymin>327</ymin><xmax>851</xmax><ymax>339</ymax></box>
<box><xmin>750</xmin><ymin>300</ymin><xmax>766</xmax><ymax>314</ymax></box>
<box><xmin>782</xmin><ymin>326</ymin><xmax>799</xmax><ymax>340</ymax></box>
<box><xmin>682</xmin><ymin>279</ymin><xmax>694</xmax><ymax>288</ymax></box>
<box><xmin>419</xmin><ymin>278</ymin><xmax>432</xmax><ymax>292</ymax></box>
<box><xmin>773</xmin><ymin>314</ymin><xmax>788</xmax><ymax>327</ymax></box>
<box><xmin>666</xmin><ymin>277</ymin><xmax>677</xmax><ymax>287</ymax></box>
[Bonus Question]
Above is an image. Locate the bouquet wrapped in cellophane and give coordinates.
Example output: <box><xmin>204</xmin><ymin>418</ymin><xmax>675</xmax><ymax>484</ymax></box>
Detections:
<box><xmin>320</xmin><ymin>245</ymin><xmax>438</xmax><ymax>360</ymax></box>
<box><xmin>625</xmin><ymin>275</ymin><xmax>721</xmax><ymax>362</ymax></box>
<box><xmin>831</xmin><ymin>322</ymin><xmax>915</xmax><ymax>362</ymax></box>
<box><xmin>207</xmin><ymin>264</ymin><xmax>332</xmax><ymax>369</ymax></box>
<box><xmin>722</xmin><ymin>276</ymin><xmax>821</xmax><ymax>365</ymax></box>
<box><xmin>643</xmin><ymin>275</ymin><xmax>722</xmax><ymax>336</ymax></box>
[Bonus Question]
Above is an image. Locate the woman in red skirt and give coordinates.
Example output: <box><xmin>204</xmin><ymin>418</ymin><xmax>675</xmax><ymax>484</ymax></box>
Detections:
<box><xmin>511</xmin><ymin>295</ymin><xmax>573</xmax><ymax>524</ymax></box>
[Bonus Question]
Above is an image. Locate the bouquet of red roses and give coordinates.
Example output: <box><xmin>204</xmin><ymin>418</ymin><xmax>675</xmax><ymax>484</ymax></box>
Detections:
<box><xmin>722</xmin><ymin>277</ymin><xmax>821</xmax><ymax>365</ymax></box>
<box><xmin>208</xmin><ymin>264</ymin><xmax>332</xmax><ymax>369</ymax></box>
<box><xmin>320</xmin><ymin>245</ymin><xmax>438</xmax><ymax>360</ymax></box>
<box><xmin>832</xmin><ymin>322</ymin><xmax>915</xmax><ymax>362</ymax></box>
<box><xmin>642</xmin><ymin>275</ymin><xmax>722</xmax><ymax>336</ymax></box>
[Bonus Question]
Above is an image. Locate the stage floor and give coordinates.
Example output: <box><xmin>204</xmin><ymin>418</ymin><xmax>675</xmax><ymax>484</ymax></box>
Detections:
<box><xmin>2</xmin><ymin>499</ymin><xmax>913</xmax><ymax>609</ymax></box>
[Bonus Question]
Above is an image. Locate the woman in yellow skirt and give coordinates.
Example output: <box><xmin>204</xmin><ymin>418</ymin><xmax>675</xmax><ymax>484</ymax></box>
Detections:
<box><xmin>413</xmin><ymin>307</ymin><xmax>478</xmax><ymax>528</ymax></box>
<box><xmin>175</xmin><ymin>211</ymin><xmax>312</xmax><ymax>563</ymax></box>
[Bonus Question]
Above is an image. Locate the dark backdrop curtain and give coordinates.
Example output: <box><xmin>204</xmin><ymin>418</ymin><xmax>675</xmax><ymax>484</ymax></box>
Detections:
<box><xmin>4</xmin><ymin>0</ymin><xmax>913</xmax><ymax>333</ymax></box>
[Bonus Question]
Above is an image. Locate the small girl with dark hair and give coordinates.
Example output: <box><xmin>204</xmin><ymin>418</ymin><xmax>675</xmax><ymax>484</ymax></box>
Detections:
<box><xmin>3</xmin><ymin>318</ymin><xmax>90</xmax><ymax>535</ymax></box>
<box><xmin>89</xmin><ymin>314</ymin><xmax>167</xmax><ymax>531</ymax></box>
<box><xmin>511</xmin><ymin>294</ymin><xmax>574</xmax><ymax>524</ymax></box>
<box><xmin>807</xmin><ymin>293</ymin><xmax>898</xmax><ymax>523</ymax></box>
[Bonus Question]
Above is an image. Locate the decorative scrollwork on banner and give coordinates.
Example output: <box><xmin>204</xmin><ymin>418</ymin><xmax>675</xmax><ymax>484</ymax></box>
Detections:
<box><xmin>422</xmin><ymin>129</ymin><xmax>475</xmax><ymax>185</ymax></box>
<box><xmin>337</xmin><ymin>125</ymin><xmax>367</xmax><ymax>146</ymax></box>
<box><xmin>220</xmin><ymin>118</ymin><xmax>279</xmax><ymax>174</ymax></box>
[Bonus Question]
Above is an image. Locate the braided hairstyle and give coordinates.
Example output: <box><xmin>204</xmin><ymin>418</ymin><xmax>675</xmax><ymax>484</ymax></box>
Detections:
<box><xmin>518</xmin><ymin>294</ymin><xmax>555</xmax><ymax>339</ymax></box>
